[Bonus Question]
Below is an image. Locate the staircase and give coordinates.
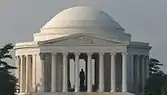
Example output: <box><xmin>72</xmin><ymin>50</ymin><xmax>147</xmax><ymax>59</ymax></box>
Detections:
<box><xmin>33</xmin><ymin>92</ymin><xmax>135</xmax><ymax>95</ymax></box>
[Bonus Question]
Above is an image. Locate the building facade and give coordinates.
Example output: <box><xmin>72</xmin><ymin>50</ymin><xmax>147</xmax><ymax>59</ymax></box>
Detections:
<box><xmin>15</xmin><ymin>6</ymin><xmax>151</xmax><ymax>95</ymax></box>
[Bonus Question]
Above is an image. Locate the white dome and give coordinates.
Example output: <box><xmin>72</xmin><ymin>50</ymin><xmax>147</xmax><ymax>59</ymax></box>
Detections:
<box><xmin>42</xmin><ymin>6</ymin><xmax>123</xmax><ymax>30</ymax></box>
<box><xmin>34</xmin><ymin>6</ymin><xmax>130</xmax><ymax>42</ymax></box>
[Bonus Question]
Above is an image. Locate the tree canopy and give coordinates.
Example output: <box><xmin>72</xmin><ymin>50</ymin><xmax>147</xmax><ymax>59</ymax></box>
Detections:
<box><xmin>0</xmin><ymin>43</ymin><xmax>17</xmax><ymax>95</ymax></box>
<box><xmin>149</xmin><ymin>58</ymin><xmax>164</xmax><ymax>76</ymax></box>
<box><xmin>145</xmin><ymin>58</ymin><xmax>166</xmax><ymax>95</ymax></box>
<box><xmin>145</xmin><ymin>75</ymin><xmax>167</xmax><ymax>95</ymax></box>
<box><xmin>0</xmin><ymin>43</ymin><xmax>16</xmax><ymax>70</ymax></box>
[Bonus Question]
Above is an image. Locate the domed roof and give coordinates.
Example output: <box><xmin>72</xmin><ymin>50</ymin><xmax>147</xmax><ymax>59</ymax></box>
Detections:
<box><xmin>42</xmin><ymin>6</ymin><xmax>123</xmax><ymax>30</ymax></box>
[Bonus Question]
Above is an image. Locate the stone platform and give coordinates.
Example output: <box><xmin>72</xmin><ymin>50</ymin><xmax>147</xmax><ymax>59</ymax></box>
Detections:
<box><xmin>32</xmin><ymin>92</ymin><xmax>135</xmax><ymax>95</ymax></box>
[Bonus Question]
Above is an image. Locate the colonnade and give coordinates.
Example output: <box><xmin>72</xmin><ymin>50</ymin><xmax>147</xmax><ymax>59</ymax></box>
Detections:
<box><xmin>15</xmin><ymin>55</ymin><xmax>35</xmax><ymax>94</ymax></box>
<box><xmin>129</xmin><ymin>54</ymin><xmax>149</xmax><ymax>94</ymax></box>
<box><xmin>39</xmin><ymin>52</ymin><xmax>128</xmax><ymax>92</ymax></box>
<box><xmin>15</xmin><ymin>52</ymin><xmax>149</xmax><ymax>94</ymax></box>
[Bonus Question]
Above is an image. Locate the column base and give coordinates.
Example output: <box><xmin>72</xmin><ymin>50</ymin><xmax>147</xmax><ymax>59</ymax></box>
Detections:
<box><xmin>110</xmin><ymin>90</ymin><xmax>116</xmax><ymax>92</ymax></box>
<box><xmin>18</xmin><ymin>92</ymin><xmax>31</xmax><ymax>95</ymax></box>
<box><xmin>98</xmin><ymin>89</ymin><xmax>104</xmax><ymax>92</ymax></box>
<box><xmin>38</xmin><ymin>87</ymin><xmax>44</xmax><ymax>92</ymax></box>
<box><xmin>75</xmin><ymin>89</ymin><xmax>79</xmax><ymax>92</ymax></box>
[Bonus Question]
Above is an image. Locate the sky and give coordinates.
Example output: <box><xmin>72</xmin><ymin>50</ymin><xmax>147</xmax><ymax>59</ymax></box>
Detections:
<box><xmin>0</xmin><ymin>0</ymin><xmax>167</xmax><ymax>72</ymax></box>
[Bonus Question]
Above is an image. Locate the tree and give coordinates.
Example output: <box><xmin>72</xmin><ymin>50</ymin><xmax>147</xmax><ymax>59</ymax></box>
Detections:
<box><xmin>149</xmin><ymin>58</ymin><xmax>164</xmax><ymax>76</ymax></box>
<box><xmin>144</xmin><ymin>58</ymin><xmax>166</xmax><ymax>95</ymax></box>
<box><xmin>0</xmin><ymin>43</ymin><xmax>17</xmax><ymax>95</ymax></box>
<box><xmin>144</xmin><ymin>75</ymin><xmax>167</xmax><ymax>95</ymax></box>
<box><xmin>0</xmin><ymin>43</ymin><xmax>16</xmax><ymax>69</ymax></box>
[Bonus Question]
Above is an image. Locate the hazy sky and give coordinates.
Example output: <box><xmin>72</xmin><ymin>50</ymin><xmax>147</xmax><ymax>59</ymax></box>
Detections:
<box><xmin>0</xmin><ymin>0</ymin><xmax>167</xmax><ymax>72</ymax></box>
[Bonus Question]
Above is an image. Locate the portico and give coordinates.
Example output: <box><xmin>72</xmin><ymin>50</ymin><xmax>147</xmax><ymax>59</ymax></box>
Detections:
<box><xmin>15</xmin><ymin>6</ymin><xmax>151</xmax><ymax>95</ymax></box>
<box><xmin>38</xmin><ymin>51</ymin><xmax>127</xmax><ymax>92</ymax></box>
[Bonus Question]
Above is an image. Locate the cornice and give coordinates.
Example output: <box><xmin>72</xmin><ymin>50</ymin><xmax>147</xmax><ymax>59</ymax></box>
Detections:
<box><xmin>128</xmin><ymin>41</ymin><xmax>152</xmax><ymax>50</ymax></box>
<box><xmin>14</xmin><ymin>41</ymin><xmax>39</xmax><ymax>49</ymax></box>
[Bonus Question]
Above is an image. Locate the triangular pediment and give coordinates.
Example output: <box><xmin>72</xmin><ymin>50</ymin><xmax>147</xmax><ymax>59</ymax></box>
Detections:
<box><xmin>38</xmin><ymin>33</ymin><xmax>125</xmax><ymax>46</ymax></box>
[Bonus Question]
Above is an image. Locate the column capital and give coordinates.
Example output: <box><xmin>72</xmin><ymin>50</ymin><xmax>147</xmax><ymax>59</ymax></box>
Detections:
<box><xmin>39</xmin><ymin>53</ymin><xmax>45</xmax><ymax>60</ymax></box>
<box><xmin>17</xmin><ymin>55</ymin><xmax>21</xmax><ymax>58</ymax></box>
<box><xmin>110</xmin><ymin>52</ymin><xmax>116</xmax><ymax>55</ymax></box>
<box><xmin>62</xmin><ymin>52</ymin><xmax>68</xmax><ymax>56</ymax></box>
<box><xmin>140</xmin><ymin>55</ymin><xmax>145</xmax><ymax>59</ymax></box>
<box><xmin>99</xmin><ymin>52</ymin><xmax>104</xmax><ymax>55</ymax></box>
<box><xmin>15</xmin><ymin>56</ymin><xmax>18</xmax><ymax>59</ymax></box>
<box><xmin>51</xmin><ymin>52</ymin><xmax>57</xmax><ymax>55</ymax></box>
<box><xmin>122</xmin><ymin>52</ymin><xmax>128</xmax><ymax>55</ymax></box>
<box><xmin>25</xmin><ymin>54</ymin><xmax>29</xmax><ymax>57</ymax></box>
<box><xmin>31</xmin><ymin>54</ymin><xmax>37</xmax><ymax>57</ymax></box>
<box><xmin>128</xmin><ymin>52</ymin><xmax>135</xmax><ymax>56</ymax></box>
<box><xmin>135</xmin><ymin>54</ymin><xmax>141</xmax><ymax>58</ymax></box>
<box><xmin>74</xmin><ymin>52</ymin><xmax>80</xmax><ymax>56</ymax></box>
<box><xmin>87</xmin><ymin>52</ymin><xmax>93</xmax><ymax>56</ymax></box>
<box><xmin>17</xmin><ymin>56</ymin><xmax>21</xmax><ymax>60</ymax></box>
<box><xmin>145</xmin><ymin>56</ymin><xmax>149</xmax><ymax>59</ymax></box>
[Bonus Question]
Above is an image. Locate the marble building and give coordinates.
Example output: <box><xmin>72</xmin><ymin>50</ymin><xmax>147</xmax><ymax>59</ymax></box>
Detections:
<box><xmin>14</xmin><ymin>6</ymin><xmax>151</xmax><ymax>95</ymax></box>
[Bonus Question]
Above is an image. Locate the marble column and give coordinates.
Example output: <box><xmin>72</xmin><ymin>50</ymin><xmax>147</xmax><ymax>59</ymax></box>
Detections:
<box><xmin>15</xmin><ymin>56</ymin><xmax>19</xmax><ymax>83</ymax></box>
<box><xmin>25</xmin><ymin>55</ymin><xmax>29</xmax><ymax>93</ymax></box>
<box><xmin>67</xmin><ymin>57</ymin><xmax>70</xmax><ymax>89</ymax></box>
<box><xmin>141</xmin><ymin>56</ymin><xmax>145</xmax><ymax>94</ymax></box>
<box><xmin>74</xmin><ymin>59</ymin><xmax>76</xmax><ymax>88</ymax></box>
<box><xmin>122</xmin><ymin>52</ymin><xmax>127</xmax><ymax>92</ymax></box>
<box><xmin>146</xmin><ymin>56</ymin><xmax>149</xmax><ymax>79</ymax></box>
<box><xmin>51</xmin><ymin>53</ymin><xmax>57</xmax><ymax>92</ymax></box>
<box><xmin>136</xmin><ymin>55</ymin><xmax>140</xmax><ymax>93</ymax></box>
<box><xmin>87</xmin><ymin>52</ymin><xmax>92</xmax><ymax>92</ymax></box>
<box><xmin>75</xmin><ymin>53</ymin><xmax>80</xmax><ymax>92</ymax></box>
<box><xmin>15</xmin><ymin>56</ymin><xmax>20</xmax><ymax>91</ymax></box>
<box><xmin>110</xmin><ymin>53</ymin><xmax>116</xmax><ymax>92</ymax></box>
<box><xmin>94</xmin><ymin>54</ymin><xmax>99</xmax><ymax>89</ymax></box>
<box><xmin>63</xmin><ymin>52</ymin><xmax>68</xmax><ymax>92</ymax></box>
<box><xmin>39</xmin><ymin>53</ymin><xmax>45</xmax><ymax>92</ymax></box>
<box><xmin>32</xmin><ymin>54</ymin><xmax>36</xmax><ymax>92</ymax></box>
<box><xmin>99</xmin><ymin>52</ymin><xmax>104</xmax><ymax>92</ymax></box>
<box><xmin>20</xmin><ymin>55</ymin><xmax>23</xmax><ymax>93</ymax></box>
<box><xmin>130</xmin><ymin>54</ymin><xmax>134</xmax><ymax>92</ymax></box>
<box><xmin>85</xmin><ymin>58</ymin><xmax>88</xmax><ymax>87</ymax></box>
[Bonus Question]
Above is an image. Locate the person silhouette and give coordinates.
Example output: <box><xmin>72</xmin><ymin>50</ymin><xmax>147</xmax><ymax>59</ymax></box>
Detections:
<box><xmin>79</xmin><ymin>69</ymin><xmax>85</xmax><ymax>91</ymax></box>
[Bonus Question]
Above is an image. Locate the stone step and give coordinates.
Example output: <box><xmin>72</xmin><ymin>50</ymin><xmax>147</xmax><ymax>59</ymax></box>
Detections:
<box><xmin>33</xmin><ymin>92</ymin><xmax>135</xmax><ymax>95</ymax></box>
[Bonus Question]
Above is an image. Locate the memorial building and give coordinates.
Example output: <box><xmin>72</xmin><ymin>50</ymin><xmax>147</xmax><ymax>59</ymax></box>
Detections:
<box><xmin>15</xmin><ymin>6</ymin><xmax>151</xmax><ymax>95</ymax></box>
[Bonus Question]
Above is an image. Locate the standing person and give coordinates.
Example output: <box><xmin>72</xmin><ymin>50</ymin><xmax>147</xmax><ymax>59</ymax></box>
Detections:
<box><xmin>79</xmin><ymin>69</ymin><xmax>85</xmax><ymax>91</ymax></box>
